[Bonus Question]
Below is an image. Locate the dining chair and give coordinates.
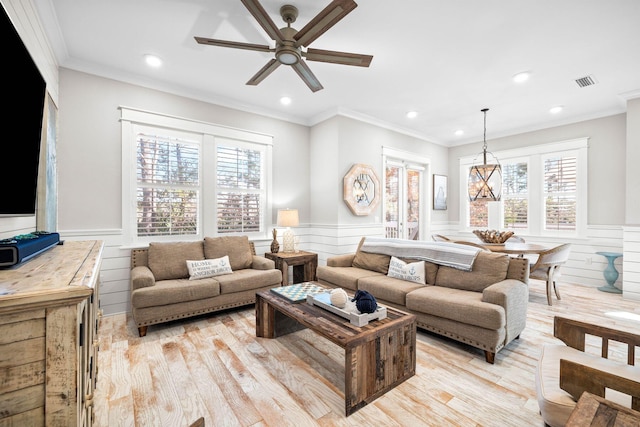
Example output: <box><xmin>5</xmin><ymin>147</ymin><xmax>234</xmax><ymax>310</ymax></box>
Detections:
<box><xmin>536</xmin><ymin>316</ymin><xmax>640</xmax><ymax>427</ymax></box>
<box><xmin>431</xmin><ymin>234</ymin><xmax>451</xmax><ymax>242</ymax></box>
<box><xmin>529</xmin><ymin>243</ymin><xmax>572</xmax><ymax>305</ymax></box>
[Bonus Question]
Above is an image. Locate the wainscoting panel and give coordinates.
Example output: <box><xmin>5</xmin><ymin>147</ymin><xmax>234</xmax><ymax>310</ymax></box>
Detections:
<box><xmin>623</xmin><ymin>225</ymin><xmax>640</xmax><ymax>300</ymax></box>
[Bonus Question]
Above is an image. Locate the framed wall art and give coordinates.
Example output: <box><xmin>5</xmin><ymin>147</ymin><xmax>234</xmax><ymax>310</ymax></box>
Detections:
<box><xmin>433</xmin><ymin>174</ymin><xmax>447</xmax><ymax>210</ymax></box>
<box><xmin>343</xmin><ymin>163</ymin><xmax>381</xmax><ymax>216</ymax></box>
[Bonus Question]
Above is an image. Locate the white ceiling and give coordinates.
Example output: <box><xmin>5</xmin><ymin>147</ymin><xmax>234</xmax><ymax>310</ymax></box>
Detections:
<box><xmin>37</xmin><ymin>0</ymin><xmax>640</xmax><ymax>146</ymax></box>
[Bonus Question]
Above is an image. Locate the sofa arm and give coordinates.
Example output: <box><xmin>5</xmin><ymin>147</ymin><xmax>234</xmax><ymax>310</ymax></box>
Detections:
<box><xmin>482</xmin><ymin>279</ymin><xmax>528</xmax><ymax>343</ymax></box>
<box><xmin>131</xmin><ymin>265</ymin><xmax>155</xmax><ymax>291</ymax></box>
<box><xmin>327</xmin><ymin>253</ymin><xmax>356</xmax><ymax>267</ymax></box>
<box><xmin>251</xmin><ymin>255</ymin><xmax>275</xmax><ymax>270</ymax></box>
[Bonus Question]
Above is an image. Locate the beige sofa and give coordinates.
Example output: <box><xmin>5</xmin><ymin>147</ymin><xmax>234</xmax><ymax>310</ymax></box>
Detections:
<box><xmin>316</xmin><ymin>237</ymin><xmax>529</xmax><ymax>363</ymax></box>
<box><xmin>130</xmin><ymin>236</ymin><xmax>282</xmax><ymax>336</ymax></box>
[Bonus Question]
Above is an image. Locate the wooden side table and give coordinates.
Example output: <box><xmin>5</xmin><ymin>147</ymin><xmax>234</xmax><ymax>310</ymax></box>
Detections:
<box><xmin>265</xmin><ymin>251</ymin><xmax>317</xmax><ymax>286</ymax></box>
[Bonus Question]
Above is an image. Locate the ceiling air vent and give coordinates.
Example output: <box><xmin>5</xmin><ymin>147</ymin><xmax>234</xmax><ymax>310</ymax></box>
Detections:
<box><xmin>575</xmin><ymin>75</ymin><xmax>597</xmax><ymax>88</ymax></box>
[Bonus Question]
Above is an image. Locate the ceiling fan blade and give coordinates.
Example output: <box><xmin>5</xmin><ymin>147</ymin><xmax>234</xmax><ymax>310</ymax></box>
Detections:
<box><xmin>240</xmin><ymin>0</ymin><xmax>284</xmax><ymax>42</ymax></box>
<box><xmin>194</xmin><ymin>37</ymin><xmax>273</xmax><ymax>53</ymax></box>
<box><xmin>294</xmin><ymin>0</ymin><xmax>357</xmax><ymax>47</ymax></box>
<box><xmin>304</xmin><ymin>48</ymin><xmax>372</xmax><ymax>67</ymax></box>
<box><xmin>246</xmin><ymin>59</ymin><xmax>281</xmax><ymax>86</ymax></box>
<box><xmin>292</xmin><ymin>60</ymin><xmax>324</xmax><ymax>92</ymax></box>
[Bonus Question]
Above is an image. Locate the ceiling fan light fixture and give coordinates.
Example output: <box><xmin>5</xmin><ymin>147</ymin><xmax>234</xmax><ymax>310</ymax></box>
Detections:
<box><xmin>276</xmin><ymin>46</ymin><xmax>300</xmax><ymax>65</ymax></box>
<box><xmin>468</xmin><ymin>108</ymin><xmax>502</xmax><ymax>202</ymax></box>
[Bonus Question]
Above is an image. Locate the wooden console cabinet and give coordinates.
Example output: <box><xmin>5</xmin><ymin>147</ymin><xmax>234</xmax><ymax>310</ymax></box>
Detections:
<box><xmin>0</xmin><ymin>240</ymin><xmax>103</xmax><ymax>426</ymax></box>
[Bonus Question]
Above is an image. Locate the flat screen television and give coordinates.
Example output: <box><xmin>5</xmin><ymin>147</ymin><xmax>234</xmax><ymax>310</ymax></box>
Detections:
<box><xmin>1</xmin><ymin>4</ymin><xmax>47</xmax><ymax>216</ymax></box>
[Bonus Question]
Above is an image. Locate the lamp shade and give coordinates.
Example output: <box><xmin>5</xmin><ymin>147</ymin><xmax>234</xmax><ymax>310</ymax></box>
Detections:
<box><xmin>277</xmin><ymin>209</ymin><xmax>299</xmax><ymax>228</ymax></box>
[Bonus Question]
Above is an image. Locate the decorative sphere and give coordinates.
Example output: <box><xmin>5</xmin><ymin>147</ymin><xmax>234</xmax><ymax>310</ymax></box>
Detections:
<box><xmin>330</xmin><ymin>288</ymin><xmax>348</xmax><ymax>308</ymax></box>
<box><xmin>352</xmin><ymin>290</ymin><xmax>377</xmax><ymax>314</ymax></box>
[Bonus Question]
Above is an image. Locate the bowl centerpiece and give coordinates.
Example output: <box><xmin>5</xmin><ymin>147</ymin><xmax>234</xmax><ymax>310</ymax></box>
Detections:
<box><xmin>472</xmin><ymin>229</ymin><xmax>514</xmax><ymax>244</ymax></box>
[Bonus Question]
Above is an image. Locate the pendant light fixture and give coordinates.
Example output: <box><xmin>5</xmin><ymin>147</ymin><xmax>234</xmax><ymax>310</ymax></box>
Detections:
<box><xmin>468</xmin><ymin>108</ymin><xmax>502</xmax><ymax>202</ymax></box>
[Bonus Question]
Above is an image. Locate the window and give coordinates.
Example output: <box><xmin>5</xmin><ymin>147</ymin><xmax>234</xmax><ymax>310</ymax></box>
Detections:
<box><xmin>216</xmin><ymin>142</ymin><xmax>264</xmax><ymax>234</ymax></box>
<box><xmin>502</xmin><ymin>160</ymin><xmax>528</xmax><ymax>230</ymax></box>
<box><xmin>460</xmin><ymin>138</ymin><xmax>587</xmax><ymax>237</ymax></box>
<box><xmin>121</xmin><ymin>107</ymin><xmax>273</xmax><ymax>244</ymax></box>
<box><xmin>543</xmin><ymin>154</ymin><xmax>576</xmax><ymax>231</ymax></box>
<box><xmin>136</xmin><ymin>130</ymin><xmax>200</xmax><ymax>237</ymax></box>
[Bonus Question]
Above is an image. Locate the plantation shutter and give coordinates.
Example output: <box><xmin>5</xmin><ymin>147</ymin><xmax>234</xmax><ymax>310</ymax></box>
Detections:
<box><xmin>216</xmin><ymin>144</ymin><xmax>263</xmax><ymax>233</ymax></box>
<box><xmin>136</xmin><ymin>131</ymin><xmax>200</xmax><ymax>236</ymax></box>
<box><xmin>502</xmin><ymin>161</ymin><xmax>528</xmax><ymax>229</ymax></box>
<box><xmin>544</xmin><ymin>155</ymin><xmax>577</xmax><ymax>230</ymax></box>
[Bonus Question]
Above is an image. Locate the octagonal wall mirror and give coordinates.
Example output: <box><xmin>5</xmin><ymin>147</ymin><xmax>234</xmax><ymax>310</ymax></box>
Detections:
<box><xmin>343</xmin><ymin>163</ymin><xmax>381</xmax><ymax>216</ymax></box>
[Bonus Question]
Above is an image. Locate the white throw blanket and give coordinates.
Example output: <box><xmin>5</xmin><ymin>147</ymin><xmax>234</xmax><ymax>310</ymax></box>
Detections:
<box><xmin>360</xmin><ymin>237</ymin><xmax>480</xmax><ymax>271</ymax></box>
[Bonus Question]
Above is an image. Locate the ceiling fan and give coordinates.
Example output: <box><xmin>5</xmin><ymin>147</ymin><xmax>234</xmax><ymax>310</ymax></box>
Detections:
<box><xmin>194</xmin><ymin>0</ymin><xmax>373</xmax><ymax>92</ymax></box>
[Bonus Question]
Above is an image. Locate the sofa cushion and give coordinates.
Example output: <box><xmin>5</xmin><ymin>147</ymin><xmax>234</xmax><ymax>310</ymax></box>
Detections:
<box><xmin>148</xmin><ymin>241</ymin><xmax>205</xmax><ymax>281</ymax></box>
<box><xmin>215</xmin><ymin>268</ymin><xmax>282</xmax><ymax>294</ymax></box>
<box><xmin>435</xmin><ymin>251</ymin><xmax>510</xmax><ymax>292</ymax></box>
<box><xmin>316</xmin><ymin>265</ymin><xmax>382</xmax><ymax>291</ymax></box>
<box><xmin>187</xmin><ymin>256</ymin><xmax>233</xmax><ymax>280</ymax></box>
<box><xmin>406</xmin><ymin>286</ymin><xmax>505</xmax><ymax>330</ymax></box>
<box><xmin>132</xmin><ymin>277</ymin><xmax>220</xmax><ymax>308</ymax></box>
<box><xmin>358</xmin><ymin>274</ymin><xmax>427</xmax><ymax>305</ymax></box>
<box><xmin>424</xmin><ymin>261</ymin><xmax>439</xmax><ymax>285</ymax></box>
<box><xmin>387</xmin><ymin>256</ymin><xmax>425</xmax><ymax>284</ymax></box>
<box><xmin>352</xmin><ymin>237</ymin><xmax>391</xmax><ymax>274</ymax></box>
<box><xmin>204</xmin><ymin>236</ymin><xmax>253</xmax><ymax>271</ymax></box>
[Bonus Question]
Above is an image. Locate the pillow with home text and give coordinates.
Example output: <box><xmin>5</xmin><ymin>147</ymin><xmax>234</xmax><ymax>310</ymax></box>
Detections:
<box><xmin>186</xmin><ymin>256</ymin><xmax>233</xmax><ymax>280</ymax></box>
<box><xmin>387</xmin><ymin>256</ymin><xmax>425</xmax><ymax>284</ymax></box>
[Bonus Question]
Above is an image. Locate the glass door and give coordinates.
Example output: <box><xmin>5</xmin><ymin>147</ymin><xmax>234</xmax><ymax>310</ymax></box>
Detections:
<box><xmin>385</xmin><ymin>161</ymin><xmax>422</xmax><ymax>240</ymax></box>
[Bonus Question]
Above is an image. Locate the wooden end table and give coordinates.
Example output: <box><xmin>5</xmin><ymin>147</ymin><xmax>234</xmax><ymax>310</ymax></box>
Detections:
<box><xmin>265</xmin><ymin>250</ymin><xmax>317</xmax><ymax>286</ymax></box>
<box><xmin>255</xmin><ymin>283</ymin><xmax>416</xmax><ymax>416</ymax></box>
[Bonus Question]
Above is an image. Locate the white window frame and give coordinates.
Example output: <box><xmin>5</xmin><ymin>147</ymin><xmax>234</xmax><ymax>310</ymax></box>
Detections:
<box><xmin>120</xmin><ymin>106</ymin><xmax>273</xmax><ymax>245</ymax></box>
<box><xmin>459</xmin><ymin>137</ymin><xmax>588</xmax><ymax>237</ymax></box>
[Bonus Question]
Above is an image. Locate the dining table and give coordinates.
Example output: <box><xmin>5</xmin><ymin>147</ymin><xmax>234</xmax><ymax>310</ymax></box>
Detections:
<box><xmin>478</xmin><ymin>241</ymin><xmax>549</xmax><ymax>256</ymax></box>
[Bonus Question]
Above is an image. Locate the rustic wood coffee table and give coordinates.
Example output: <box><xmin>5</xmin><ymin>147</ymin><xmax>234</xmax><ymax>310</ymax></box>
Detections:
<box><xmin>255</xmin><ymin>282</ymin><xmax>416</xmax><ymax>416</ymax></box>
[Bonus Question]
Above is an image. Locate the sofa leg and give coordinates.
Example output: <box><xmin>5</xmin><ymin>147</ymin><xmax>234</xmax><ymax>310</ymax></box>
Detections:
<box><xmin>138</xmin><ymin>326</ymin><xmax>148</xmax><ymax>337</ymax></box>
<box><xmin>484</xmin><ymin>351</ymin><xmax>495</xmax><ymax>364</ymax></box>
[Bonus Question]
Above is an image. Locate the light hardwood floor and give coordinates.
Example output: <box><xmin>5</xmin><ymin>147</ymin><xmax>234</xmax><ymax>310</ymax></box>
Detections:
<box><xmin>93</xmin><ymin>279</ymin><xmax>640</xmax><ymax>427</ymax></box>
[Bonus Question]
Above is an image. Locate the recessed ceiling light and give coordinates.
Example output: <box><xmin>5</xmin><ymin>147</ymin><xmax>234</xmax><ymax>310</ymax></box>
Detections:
<box><xmin>513</xmin><ymin>71</ymin><xmax>531</xmax><ymax>83</ymax></box>
<box><xmin>406</xmin><ymin>111</ymin><xmax>418</xmax><ymax>119</ymax></box>
<box><xmin>144</xmin><ymin>54</ymin><xmax>162</xmax><ymax>68</ymax></box>
<box><xmin>455</xmin><ymin>130</ymin><xmax>464</xmax><ymax>136</ymax></box>
<box><xmin>280</xmin><ymin>96</ymin><xmax>292</xmax><ymax>105</ymax></box>
<box><xmin>549</xmin><ymin>105</ymin><xmax>563</xmax><ymax>114</ymax></box>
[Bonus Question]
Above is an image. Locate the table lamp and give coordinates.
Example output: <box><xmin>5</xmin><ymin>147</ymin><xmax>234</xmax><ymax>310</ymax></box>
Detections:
<box><xmin>277</xmin><ymin>208</ymin><xmax>299</xmax><ymax>253</ymax></box>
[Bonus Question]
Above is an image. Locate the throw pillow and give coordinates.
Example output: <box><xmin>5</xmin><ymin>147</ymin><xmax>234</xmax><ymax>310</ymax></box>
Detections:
<box><xmin>352</xmin><ymin>237</ymin><xmax>391</xmax><ymax>274</ymax></box>
<box><xmin>387</xmin><ymin>256</ymin><xmax>426</xmax><ymax>284</ymax></box>
<box><xmin>148</xmin><ymin>241</ymin><xmax>204</xmax><ymax>281</ymax></box>
<box><xmin>204</xmin><ymin>236</ymin><xmax>253</xmax><ymax>271</ymax></box>
<box><xmin>186</xmin><ymin>256</ymin><xmax>233</xmax><ymax>280</ymax></box>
